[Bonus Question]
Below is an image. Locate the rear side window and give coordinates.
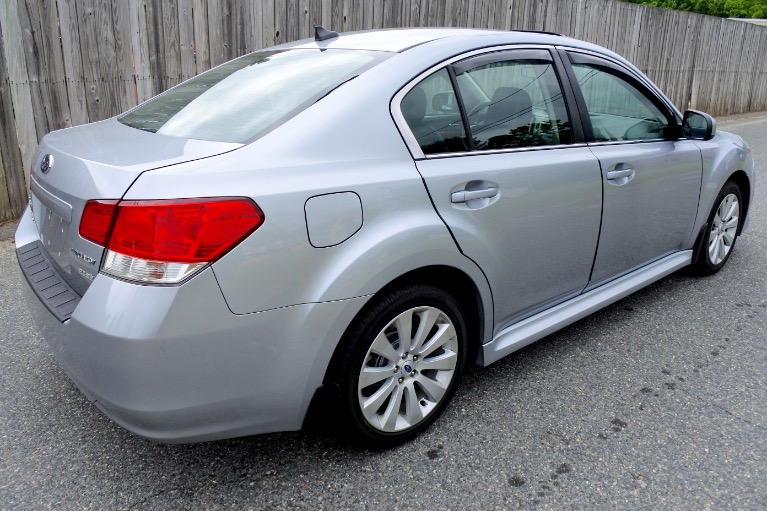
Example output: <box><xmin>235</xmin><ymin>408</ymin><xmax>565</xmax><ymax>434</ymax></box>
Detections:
<box><xmin>119</xmin><ymin>49</ymin><xmax>389</xmax><ymax>143</ymax></box>
<box><xmin>455</xmin><ymin>57</ymin><xmax>572</xmax><ymax>150</ymax></box>
<box><xmin>400</xmin><ymin>68</ymin><xmax>469</xmax><ymax>154</ymax></box>
<box><xmin>400</xmin><ymin>49</ymin><xmax>573</xmax><ymax>156</ymax></box>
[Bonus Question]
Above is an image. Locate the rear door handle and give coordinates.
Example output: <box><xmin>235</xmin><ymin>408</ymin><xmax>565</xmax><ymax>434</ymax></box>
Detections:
<box><xmin>451</xmin><ymin>186</ymin><xmax>499</xmax><ymax>203</ymax></box>
<box><xmin>606</xmin><ymin>168</ymin><xmax>635</xmax><ymax>180</ymax></box>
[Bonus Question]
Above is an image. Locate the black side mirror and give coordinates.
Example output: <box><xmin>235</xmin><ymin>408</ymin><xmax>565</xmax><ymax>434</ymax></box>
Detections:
<box><xmin>432</xmin><ymin>92</ymin><xmax>456</xmax><ymax>113</ymax></box>
<box><xmin>683</xmin><ymin>110</ymin><xmax>716</xmax><ymax>140</ymax></box>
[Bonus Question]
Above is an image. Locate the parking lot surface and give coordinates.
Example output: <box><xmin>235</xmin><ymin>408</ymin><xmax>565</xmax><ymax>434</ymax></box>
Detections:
<box><xmin>1</xmin><ymin>112</ymin><xmax>766</xmax><ymax>510</ymax></box>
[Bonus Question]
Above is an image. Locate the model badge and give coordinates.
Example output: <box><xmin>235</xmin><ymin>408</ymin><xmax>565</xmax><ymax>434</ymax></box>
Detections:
<box><xmin>71</xmin><ymin>247</ymin><xmax>97</xmax><ymax>265</ymax></box>
<box><xmin>40</xmin><ymin>154</ymin><xmax>54</xmax><ymax>174</ymax></box>
<box><xmin>77</xmin><ymin>267</ymin><xmax>95</xmax><ymax>282</ymax></box>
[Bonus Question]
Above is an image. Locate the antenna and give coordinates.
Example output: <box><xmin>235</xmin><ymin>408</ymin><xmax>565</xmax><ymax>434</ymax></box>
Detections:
<box><xmin>314</xmin><ymin>25</ymin><xmax>339</xmax><ymax>41</ymax></box>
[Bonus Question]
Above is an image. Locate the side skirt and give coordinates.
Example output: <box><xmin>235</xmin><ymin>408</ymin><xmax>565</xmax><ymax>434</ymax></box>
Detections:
<box><xmin>478</xmin><ymin>251</ymin><xmax>692</xmax><ymax>366</ymax></box>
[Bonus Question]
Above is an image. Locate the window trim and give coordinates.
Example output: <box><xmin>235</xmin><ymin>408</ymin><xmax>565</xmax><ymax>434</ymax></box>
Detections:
<box><xmin>390</xmin><ymin>44</ymin><xmax>583</xmax><ymax>160</ymax></box>
<box><xmin>452</xmin><ymin>49</ymin><xmax>553</xmax><ymax>74</ymax></box>
<box><xmin>413</xmin><ymin>142</ymin><xmax>590</xmax><ymax>161</ymax></box>
<box><xmin>446</xmin><ymin>65</ymin><xmax>475</xmax><ymax>151</ymax></box>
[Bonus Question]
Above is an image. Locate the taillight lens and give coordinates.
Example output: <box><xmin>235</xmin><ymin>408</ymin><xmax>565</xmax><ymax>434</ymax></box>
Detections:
<box><xmin>80</xmin><ymin>200</ymin><xmax>119</xmax><ymax>245</ymax></box>
<box><xmin>108</xmin><ymin>198</ymin><xmax>263</xmax><ymax>263</ymax></box>
<box><xmin>80</xmin><ymin>197</ymin><xmax>263</xmax><ymax>284</ymax></box>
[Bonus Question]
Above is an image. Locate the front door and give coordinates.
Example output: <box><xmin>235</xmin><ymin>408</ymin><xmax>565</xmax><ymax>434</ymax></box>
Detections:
<box><xmin>566</xmin><ymin>52</ymin><xmax>702</xmax><ymax>285</ymax></box>
<box><xmin>398</xmin><ymin>49</ymin><xmax>603</xmax><ymax>332</ymax></box>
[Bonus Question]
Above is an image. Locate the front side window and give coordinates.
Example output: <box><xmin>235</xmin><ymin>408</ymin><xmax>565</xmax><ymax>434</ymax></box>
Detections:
<box><xmin>571</xmin><ymin>62</ymin><xmax>670</xmax><ymax>142</ymax></box>
<box><xmin>454</xmin><ymin>56</ymin><xmax>572</xmax><ymax>150</ymax></box>
<box><xmin>119</xmin><ymin>49</ymin><xmax>389</xmax><ymax>143</ymax></box>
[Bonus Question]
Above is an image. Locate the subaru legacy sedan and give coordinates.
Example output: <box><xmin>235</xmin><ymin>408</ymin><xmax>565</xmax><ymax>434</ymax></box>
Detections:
<box><xmin>16</xmin><ymin>28</ymin><xmax>754</xmax><ymax>448</ymax></box>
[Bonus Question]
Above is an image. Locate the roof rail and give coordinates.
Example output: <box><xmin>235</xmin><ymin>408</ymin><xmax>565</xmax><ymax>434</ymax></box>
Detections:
<box><xmin>512</xmin><ymin>29</ymin><xmax>564</xmax><ymax>37</ymax></box>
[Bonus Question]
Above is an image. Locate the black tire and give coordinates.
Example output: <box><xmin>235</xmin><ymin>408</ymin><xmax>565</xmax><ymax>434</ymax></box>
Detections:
<box><xmin>328</xmin><ymin>284</ymin><xmax>468</xmax><ymax>449</ymax></box>
<box><xmin>694</xmin><ymin>181</ymin><xmax>742</xmax><ymax>276</ymax></box>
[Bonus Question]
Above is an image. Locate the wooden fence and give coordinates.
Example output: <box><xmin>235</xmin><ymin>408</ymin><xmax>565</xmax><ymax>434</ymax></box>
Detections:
<box><xmin>1</xmin><ymin>0</ymin><xmax>766</xmax><ymax>221</ymax></box>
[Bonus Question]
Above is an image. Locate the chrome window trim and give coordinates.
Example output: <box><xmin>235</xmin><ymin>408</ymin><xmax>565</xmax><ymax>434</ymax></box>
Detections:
<box><xmin>391</xmin><ymin>44</ymin><xmax>558</xmax><ymax>161</ymax></box>
<box><xmin>585</xmin><ymin>138</ymin><xmax>668</xmax><ymax>147</ymax></box>
<box><xmin>419</xmin><ymin>142</ymin><xmax>589</xmax><ymax>161</ymax></box>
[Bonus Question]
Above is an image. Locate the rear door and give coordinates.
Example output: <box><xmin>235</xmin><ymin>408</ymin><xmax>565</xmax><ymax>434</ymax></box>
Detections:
<box><xmin>563</xmin><ymin>51</ymin><xmax>702</xmax><ymax>286</ymax></box>
<box><xmin>396</xmin><ymin>48</ymin><xmax>603</xmax><ymax>331</ymax></box>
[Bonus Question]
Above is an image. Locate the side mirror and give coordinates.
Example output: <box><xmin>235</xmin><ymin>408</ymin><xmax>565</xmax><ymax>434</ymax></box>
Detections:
<box><xmin>683</xmin><ymin>110</ymin><xmax>716</xmax><ymax>140</ymax></box>
<box><xmin>432</xmin><ymin>92</ymin><xmax>456</xmax><ymax>113</ymax></box>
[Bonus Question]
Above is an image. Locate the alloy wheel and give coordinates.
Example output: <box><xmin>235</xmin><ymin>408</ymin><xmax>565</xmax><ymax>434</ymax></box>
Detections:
<box><xmin>357</xmin><ymin>306</ymin><xmax>459</xmax><ymax>433</ymax></box>
<box><xmin>708</xmin><ymin>193</ymin><xmax>740</xmax><ymax>266</ymax></box>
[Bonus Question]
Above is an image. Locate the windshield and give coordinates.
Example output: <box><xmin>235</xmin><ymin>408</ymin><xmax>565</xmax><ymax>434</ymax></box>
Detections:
<box><xmin>119</xmin><ymin>49</ymin><xmax>389</xmax><ymax>143</ymax></box>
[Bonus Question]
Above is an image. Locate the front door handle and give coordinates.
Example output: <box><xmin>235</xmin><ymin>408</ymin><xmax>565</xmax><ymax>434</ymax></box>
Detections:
<box><xmin>451</xmin><ymin>186</ymin><xmax>499</xmax><ymax>203</ymax></box>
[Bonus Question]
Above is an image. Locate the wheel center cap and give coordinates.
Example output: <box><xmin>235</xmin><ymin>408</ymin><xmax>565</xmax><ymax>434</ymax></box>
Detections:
<box><xmin>400</xmin><ymin>358</ymin><xmax>416</xmax><ymax>377</ymax></box>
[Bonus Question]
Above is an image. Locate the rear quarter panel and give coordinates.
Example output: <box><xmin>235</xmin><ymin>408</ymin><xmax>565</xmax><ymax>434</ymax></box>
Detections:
<box><xmin>122</xmin><ymin>53</ymin><xmax>494</xmax><ymax>339</ymax></box>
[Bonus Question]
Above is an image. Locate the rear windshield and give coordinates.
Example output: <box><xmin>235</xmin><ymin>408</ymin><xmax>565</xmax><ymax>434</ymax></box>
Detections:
<box><xmin>119</xmin><ymin>49</ymin><xmax>389</xmax><ymax>143</ymax></box>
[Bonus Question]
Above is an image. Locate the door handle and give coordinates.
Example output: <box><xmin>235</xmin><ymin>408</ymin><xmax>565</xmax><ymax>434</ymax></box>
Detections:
<box><xmin>606</xmin><ymin>168</ymin><xmax>634</xmax><ymax>180</ymax></box>
<box><xmin>451</xmin><ymin>186</ymin><xmax>499</xmax><ymax>203</ymax></box>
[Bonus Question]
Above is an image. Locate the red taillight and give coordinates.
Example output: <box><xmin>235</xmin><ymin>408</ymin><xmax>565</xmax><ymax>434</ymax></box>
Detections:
<box><xmin>107</xmin><ymin>198</ymin><xmax>263</xmax><ymax>263</ymax></box>
<box><xmin>80</xmin><ymin>197</ymin><xmax>263</xmax><ymax>283</ymax></box>
<box><xmin>80</xmin><ymin>200</ymin><xmax>119</xmax><ymax>245</ymax></box>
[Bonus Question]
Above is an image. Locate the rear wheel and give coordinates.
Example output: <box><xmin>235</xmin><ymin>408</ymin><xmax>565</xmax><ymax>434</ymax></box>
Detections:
<box><xmin>695</xmin><ymin>181</ymin><xmax>742</xmax><ymax>275</ymax></box>
<box><xmin>331</xmin><ymin>284</ymin><xmax>467</xmax><ymax>448</ymax></box>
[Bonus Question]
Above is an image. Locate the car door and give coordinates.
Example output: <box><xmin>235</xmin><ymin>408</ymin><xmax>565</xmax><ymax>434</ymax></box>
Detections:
<box><xmin>394</xmin><ymin>48</ymin><xmax>603</xmax><ymax>332</ymax></box>
<box><xmin>564</xmin><ymin>51</ymin><xmax>703</xmax><ymax>286</ymax></box>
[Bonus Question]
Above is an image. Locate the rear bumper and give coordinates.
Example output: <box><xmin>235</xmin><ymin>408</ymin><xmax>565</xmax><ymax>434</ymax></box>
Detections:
<box><xmin>16</xmin><ymin>207</ymin><xmax>367</xmax><ymax>443</ymax></box>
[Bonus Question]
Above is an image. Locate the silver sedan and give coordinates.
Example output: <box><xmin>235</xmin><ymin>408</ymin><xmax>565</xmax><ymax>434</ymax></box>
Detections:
<box><xmin>16</xmin><ymin>28</ymin><xmax>755</xmax><ymax>448</ymax></box>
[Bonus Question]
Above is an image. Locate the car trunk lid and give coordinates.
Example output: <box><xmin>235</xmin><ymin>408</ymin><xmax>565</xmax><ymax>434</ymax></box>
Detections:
<box><xmin>28</xmin><ymin>118</ymin><xmax>241</xmax><ymax>296</ymax></box>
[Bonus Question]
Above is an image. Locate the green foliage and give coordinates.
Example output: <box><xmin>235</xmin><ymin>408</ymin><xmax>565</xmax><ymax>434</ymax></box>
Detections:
<box><xmin>621</xmin><ymin>0</ymin><xmax>767</xmax><ymax>17</ymax></box>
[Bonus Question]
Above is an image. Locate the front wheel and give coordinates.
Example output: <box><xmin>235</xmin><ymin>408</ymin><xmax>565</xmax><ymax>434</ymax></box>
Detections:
<box><xmin>695</xmin><ymin>181</ymin><xmax>742</xmax><ymax>275</ymax></box>
<box><xmin>330</xmin><ymin>284</ymin><xmax>468</xmax><ymax>448</ymax></box>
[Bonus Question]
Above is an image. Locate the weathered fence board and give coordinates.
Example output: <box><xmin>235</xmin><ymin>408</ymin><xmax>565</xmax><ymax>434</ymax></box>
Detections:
<box><xmin>17</xmin><ymin>0</ymin><xmax>51</xmax><ymax>139</ymax></box>
<box><xmin>178</xmin><ymin>0</ymin><xmax>195</xmax><ymax>81</ymax></box>
<box><xmin>0</xmin><ymin>142</ymin><xmax>11</xmax><ymax>222</ymax></box>
<box><xmin>40</xmin><ymin>0</ymin><xmax>73</xmax><ymax>129</ymax></box>
<box><xmin>144</xmin><ymin>0</ymin><xmax>168</xmax><ymax>92</ymax></box>
<box><xmin>192</xmin><ymin>0</ymin><xmax>211</xmax><ymax>71</ymax></box>
<box><xmin>261</xmin><ymin>0</ymin><xmax>275</xmax><ymax>48</ymax></box>
<box><xmin>0</xmin><ymin>14</ymin><xmax>27</xmax><ymax>220</ymax></box>
<box><xmin>57</xmin><ymin>0</ymin><xmax>90</xmax><ymax>126</ymax></box>
<box><xmin>1</xmin><ymin>0</ymin><xmax>766</xmax><ymax>222</ymax></box>
<box><xmin>131</xmin><ymin>0</ymin><xmax>155</xmax><ymax>103</ymax></box>
<box><xmin>0</xmin><ymin>0</ymin><xmax>37</xmax><ymax>181</ymax></box>
<box><xmin>161</xmin><ymin>0</ymin><xmax>182</xmax><ymax>89</ymax></box>
<box><xmin>112</xmin><ymin>0</ymin><xmax>138</xmax><ymax>112</ymax></box>
<box><xmin>78</xmin><ymin>0</ymin><xmax>121</xmax><ymax>121</ymax></box>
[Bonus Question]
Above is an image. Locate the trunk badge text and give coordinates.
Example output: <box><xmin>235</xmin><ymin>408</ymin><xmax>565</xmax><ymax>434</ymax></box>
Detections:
<box><xmin>71</xmin><ymin>247</ymin><xmax>97</xmax><ymax>265</ymax></box>
<box><xmin>41</xmin><ymin>154</ymin><xmax>54</xmax><ymax>174</ymax></box>
<box><xmin>77</xmin><ymin>268</ymin><xmax>95</xmax><ymax>282</ymax></box>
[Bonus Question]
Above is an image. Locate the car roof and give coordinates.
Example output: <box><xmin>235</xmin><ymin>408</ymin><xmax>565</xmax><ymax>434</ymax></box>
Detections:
<box><xmin>283</xmin><ymin>28</ymin><xmax>567</xmax><ymax>53</ymax></box>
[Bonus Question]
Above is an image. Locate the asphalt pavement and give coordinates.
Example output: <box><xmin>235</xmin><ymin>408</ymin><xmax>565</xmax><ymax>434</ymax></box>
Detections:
<box><xmin>1</xmin><ymin>112</ymin><xmax>766</xmax><ymax>510</ymax></box>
